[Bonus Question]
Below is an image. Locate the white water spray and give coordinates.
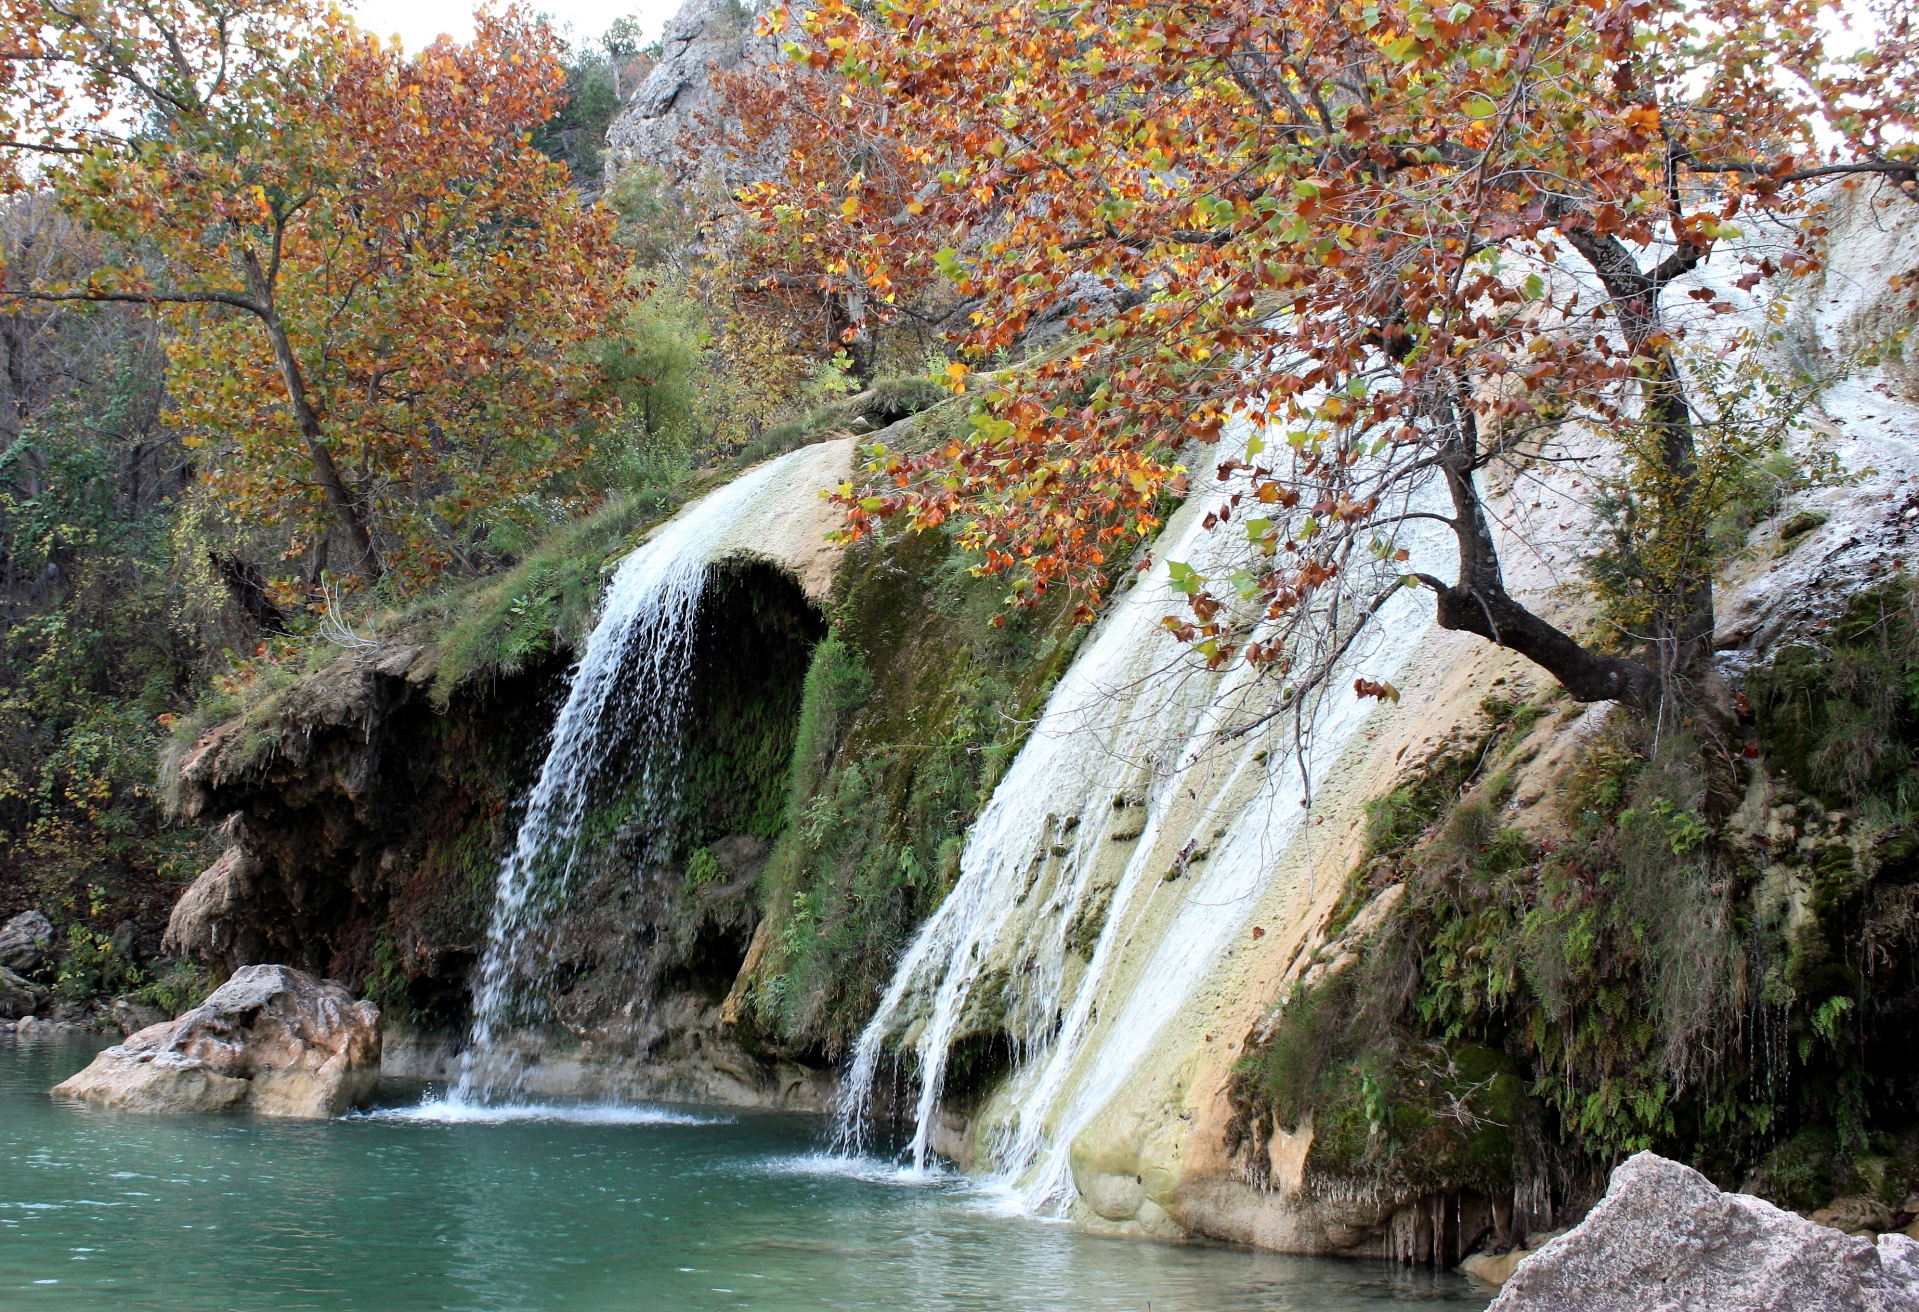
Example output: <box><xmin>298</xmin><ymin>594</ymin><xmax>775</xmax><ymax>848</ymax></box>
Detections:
<box><xmin>837</xmin><ymin>435</ymin><xmax>1446</xmax><ymax>1214</ymax></box>
<box><xmin>453</xmin><ymin>446</ymin><xmax>832</xmax><ymax>1103</ymax></box>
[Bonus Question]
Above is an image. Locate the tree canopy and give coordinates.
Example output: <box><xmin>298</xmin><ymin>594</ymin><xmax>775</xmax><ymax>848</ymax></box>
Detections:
<box><xmin>3</xmin><ymin>0</ymin><xmax>623</xmax><ymax>591</ymax></box>
<box><xmin>731</xmin><ymin>0</ymin><xmax>1917</xmax><ymax>714</ymax></box>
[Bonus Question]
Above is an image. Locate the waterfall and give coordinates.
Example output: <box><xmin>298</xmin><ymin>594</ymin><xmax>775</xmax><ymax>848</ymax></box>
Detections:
<box><xmin>837</xmin><ymin>432</ymin><xmax>1445</xmax><ymax>1213</ymax></box>
<box><xmin>453</xmin><ymin>446</ymin><xmax>830</xmax><ymax>1103</ymax></box>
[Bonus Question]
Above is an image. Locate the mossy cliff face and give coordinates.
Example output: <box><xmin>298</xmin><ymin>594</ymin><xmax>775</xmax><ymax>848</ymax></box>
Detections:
<box><xmin>726</xmin><ymin>523</ymin><xmax>1085</xmax><ymax>1060</ymax></box>
<box><xmin>166</xmin><ymin>641</ymin><xmax>563</xmax><ymax>1019</ymax></box>
<box><xmin>1217</xmin><ymin>581</ymin><xmax>1919</xmax><ymax>1262</ymax></box>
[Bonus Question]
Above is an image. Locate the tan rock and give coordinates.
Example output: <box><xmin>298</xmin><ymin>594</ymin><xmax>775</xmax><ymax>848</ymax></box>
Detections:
<box><xmin>1814</xmin><ymin>1196</ymin><xmax>1898</xmax><ymax>1236</ymax></box>
<box><xmin>52</xmin><ymin>964</ymin><xmax>380</xmax><ymax>1118</ymax></box>
<box><xmin>161</xmin><ymin>846</ymin><xmax>263</xmax><ymax>967</ymax></box>
<box><xmin>1461</xmin><ymin>1247</ymin><xmax>1531</xmax><ymax>1288</ymax></box>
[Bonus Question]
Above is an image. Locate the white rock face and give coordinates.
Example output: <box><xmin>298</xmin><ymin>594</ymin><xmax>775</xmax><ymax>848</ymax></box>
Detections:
<box><xmin>1490</xmin><ymin>1153</ymin><xmax>1919</xmax><ymax>1312</ymax></box>
<box><xmin>52</xmin><ymin>964</ymin><xmax>380</xmax><ymax>1118</ymax></box>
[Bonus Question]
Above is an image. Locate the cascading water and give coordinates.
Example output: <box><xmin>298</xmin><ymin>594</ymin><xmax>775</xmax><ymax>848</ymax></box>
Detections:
<box><xmin>837</xmin><ymin>430</ymin><xmax>1447</xmax><ymax>1213</ymax></box>
<box><xmin>452</xmin><ymin>446</ymin><xmax>832</xmax><ymax>1103</ymax></box>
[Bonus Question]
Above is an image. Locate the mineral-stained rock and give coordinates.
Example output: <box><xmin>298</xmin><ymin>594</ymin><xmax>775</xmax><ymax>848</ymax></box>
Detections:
<box><xmin>0</xmin><ymin>909</ymin><xmax>53</xmax><ymax>973</ymax></box>
<box><xmin>51</xmin><ymin>964</ymin><xmax>380</xmax><ymax>1118</ymax></box>
<box><xmin>0</xmin><ymin>966</ymin><xmax>45</xmax><ymax>1019</ymax></box>
<box><xmin>1815</xmin><ymin>1196</ymin><xmax>1900</xmax><ymax>1235</ymax></box>
<box><xmin>1490</xmin><ymin>1152</ymin><xmax>1919</xmax><ymax>1312</ymax></box>
<box><xmin>162</xmin><ymin>846</ymin><xmax>267</xmax><ymax>971</ymax></box>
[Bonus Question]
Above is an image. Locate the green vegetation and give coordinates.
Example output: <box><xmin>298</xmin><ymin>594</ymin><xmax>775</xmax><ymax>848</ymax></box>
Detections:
<box><xmin>0</xmin><ymin>0</ymin><xmax>974</xmax><ymax>1014</ymax></box>
<box><xmin>1234</xmin><ymin>581</ymin><xmax>1919</xmax><ymax>1211</ymax></box>
<box><xmin>533</xmin><ymin>18</ymin><xmax>658</xmax><ymax>186</ymax></box>
<box><xmin>738</xmin><ymin>522</ymin><xmax>1086</xmax><ymax>1056</ymax></box>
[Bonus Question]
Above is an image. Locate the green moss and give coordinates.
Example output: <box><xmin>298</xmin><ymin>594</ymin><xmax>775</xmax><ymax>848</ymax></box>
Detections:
<box><xmin>1747</xmin><ymin>581</ymin><xmax>1919</xmax><ymax>812</ymax></box>
<box><xmin>423</xmin><ymin>495</ymin><xmax>665</xmax><ymax>702</ymax></box>
<box><xmin>1310</xmin><ymin>1041</ymin><xmax>1537</xmax><ymax>1198</ymax></box>
<box><xmin>1064</xmin><ymin>881</ymin><xmax>1117</xmax><ymax>960</ymax></box>
<box><xmin>1238</xmin><ymin>625</ymin><xmax>1919</xmax><ymax>1213</ymax></box>
<box><xmin>741</xmin><ymin>525</ymin><xmax>1083</xmax><ymax>1056</ymax></box>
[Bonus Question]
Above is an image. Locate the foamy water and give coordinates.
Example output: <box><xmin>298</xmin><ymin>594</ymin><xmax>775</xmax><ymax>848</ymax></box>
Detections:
<box><xmin>364</xmin><ymin>1096</ymin><xmax>729</xmax><ymax>1126</ymax></box>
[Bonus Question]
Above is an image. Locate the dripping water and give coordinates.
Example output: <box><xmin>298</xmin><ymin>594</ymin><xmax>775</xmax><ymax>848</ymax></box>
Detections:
<box><xmin>451</xmin><ymin>448</ymin><xmax>825</xmax><ymax>1104</ymax></box>
<box><xmin>836</xmin><ymin>427</ymin><xmax>1449</xmax><ymax>1216</ymax></box>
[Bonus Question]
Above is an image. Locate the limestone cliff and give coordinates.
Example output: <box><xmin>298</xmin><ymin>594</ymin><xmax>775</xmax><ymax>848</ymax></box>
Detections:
<box><xmin>833</xmin><ymin>179</ymin><xmax>1919</xmax><ymax>1266</ymax></box>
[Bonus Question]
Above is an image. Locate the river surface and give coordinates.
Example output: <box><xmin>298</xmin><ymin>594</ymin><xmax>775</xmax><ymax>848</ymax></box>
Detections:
<box><xmin>2</xmin><ymin>1037</ymin><xmax>1488</xmax><ymax>1312</ymax></box>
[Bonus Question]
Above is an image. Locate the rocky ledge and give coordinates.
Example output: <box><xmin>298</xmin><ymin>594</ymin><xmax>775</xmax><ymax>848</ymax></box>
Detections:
<box><xmin>51</xmin><ymin>964</ymin><xmax>380</xmax><ymax>1118</ymax></box>
<box><xmin>1491</xmin><ymin>1152</ymin><xmax>1919</xmax><ymax>1312</ymax></box>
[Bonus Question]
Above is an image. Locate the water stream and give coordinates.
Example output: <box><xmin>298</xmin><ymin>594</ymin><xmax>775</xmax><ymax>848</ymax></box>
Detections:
<box><xmin>838</xmin><ymin>437</ymin><xmax>1445</xmax><ymax>1213</ymax></box>
<box><xmin>457</xmin><ymin>446</ymin><xmax>828</xmax><ymax>1102</ymax></box>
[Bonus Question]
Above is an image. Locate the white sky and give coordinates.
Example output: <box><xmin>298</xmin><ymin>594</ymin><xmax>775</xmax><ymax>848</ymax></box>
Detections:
<box><xmin>347</xmin><ymin>0</ymin><xmax>682</xmax><ymax>54</ymax></box>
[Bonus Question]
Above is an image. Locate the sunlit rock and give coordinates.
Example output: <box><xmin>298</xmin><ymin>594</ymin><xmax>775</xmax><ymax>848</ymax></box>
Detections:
<box><xmin>52</xmin><ymin>964</ymin><xmax>380</xmax><ymax>1118</ymax></box>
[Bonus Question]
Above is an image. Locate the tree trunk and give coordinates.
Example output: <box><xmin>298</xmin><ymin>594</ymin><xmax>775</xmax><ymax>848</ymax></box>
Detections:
<box><xmin>1422</xmin><ymin>402</ymin><xmax>1659</xmax><ymax>710</ymax></box>
<box><xmin>256</xmin><ymin>309</ymin><xmax>381</xmax><ymax>581</ymax></box>
<box><xmin>1553</xmin><ymin>215</ymin><xmax>1716</xmax><ymax>711</ymax></box>
<box><xmin>238</xmin><ymin>245</ymin><xmax>381</xmax><ymax>581</ymax></box>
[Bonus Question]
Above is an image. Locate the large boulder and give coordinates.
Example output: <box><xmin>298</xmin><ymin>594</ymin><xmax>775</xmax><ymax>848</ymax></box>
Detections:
<box><xmin>1490</xmin><ymin>1152</ymin><xmax>1919</xmax><ymax>1312</ymax></box>
<box><xmin>0</xmin><ymin>966</ymin><xmax>45</xmax><ymax>1019</ymax></box>
<box><xmin>0</xmin><ymin>909</ymin><xmax>53</xmax><ymax>972</ymax></box>
<box><xmin>51</xmin><ymin>964</ymin><xmax>380</xmax><ymax>1118</ymax></box>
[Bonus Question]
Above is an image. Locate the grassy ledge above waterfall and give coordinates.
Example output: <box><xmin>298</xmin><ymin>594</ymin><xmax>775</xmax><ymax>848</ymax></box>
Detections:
<box><xmin>165</xmin><ymin>377</ymin><xmax>952</xmax><ymax>769</ymax></box>
<box><xmin>1228</xmin><ymin>579</ymin><xmax>1919</xmax><ymax>1229</ymax></box>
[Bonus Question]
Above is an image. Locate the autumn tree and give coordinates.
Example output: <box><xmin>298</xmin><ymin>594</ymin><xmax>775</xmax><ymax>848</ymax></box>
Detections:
<box><xmin>715</xmin><ymin>51</ymin><xmax>959</xmax><ymax>382</ymax></box>
<box><xmin>735</xmin><ymin>0</ymin><xmax>1917</xmax><ymax>718</ymax></box>
<box><xmin>2</xmin><ymin>0</ymin><xmax>623</xmax><ymax>590</ymax></box>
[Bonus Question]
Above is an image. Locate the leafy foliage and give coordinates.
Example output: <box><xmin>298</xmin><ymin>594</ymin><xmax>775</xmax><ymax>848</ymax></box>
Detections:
<box><xmin>0</xmin><ymin>199</ymin><xmax>223</xmax><ymax>959</ymax></box>
<box><xmin>1238</xmin><ymin>600</ymin><xmax>1919</xmax><ymax>1208</ymax></box>
<box><xmin>731</xmin><ymin>0</ymin><xmax>1917</xmax><ymax>707</ymax></box>
<box><xmin>5</xmin><ymin>0</ymin><xmax>624</xmax><ymax>592</ymax></box>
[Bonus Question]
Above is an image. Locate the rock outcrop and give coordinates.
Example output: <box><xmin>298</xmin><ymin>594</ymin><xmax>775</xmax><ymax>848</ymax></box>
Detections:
<box><xmin>0</xmin><ymin>909</ymin><xmax>53</xmax><ymax>972</ymax></box>
<box><xmin>0</xmin><ymin>965</ymin><xmax>45</xmax><ymax>1019</ymax></box>
<box><xmin>52</xmin><ymin>964</ymin><xmax>380</xmax><ymax>1118</ymax></box>
<box><xmin>1489</xmin><ymin>1153</ymin><xmax>1919</xmax><ymax>1312</ymax></box>
<box><xmin>601</xmin><ymin>0</ymin><xmax>780</xmax><ymax>188</ymax></box>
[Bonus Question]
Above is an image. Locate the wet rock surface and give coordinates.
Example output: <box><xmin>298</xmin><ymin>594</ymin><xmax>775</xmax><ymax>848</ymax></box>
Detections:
<box><xmin>51</xmin><ymin>964</ymin><xmax>380</xmax><ymax>1117</ymax></box>
<box><xmin>1489</xmin><ymin>1152</ymin><xmax>1919</xmax><ymax>1312</ymax></box>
